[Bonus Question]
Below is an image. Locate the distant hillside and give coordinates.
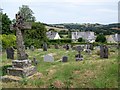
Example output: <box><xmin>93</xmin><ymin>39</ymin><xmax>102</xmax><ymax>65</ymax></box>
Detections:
<box><xmin>43</xmin><ymin>23</ymin><xmax>120</xmax><ymax>35</ymax></box>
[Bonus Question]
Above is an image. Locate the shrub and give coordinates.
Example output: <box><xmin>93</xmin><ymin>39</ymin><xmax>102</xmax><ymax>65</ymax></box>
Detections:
<box><xmin>1</xmin><ymin>34</ymin><xmax>16</xmax><ymax>49</ymax></box>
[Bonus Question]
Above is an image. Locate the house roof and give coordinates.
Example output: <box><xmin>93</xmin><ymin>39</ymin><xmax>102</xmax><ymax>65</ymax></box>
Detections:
<box><xmin>46</xmin><ymin>31</ymin><xmax>58</xmax><ymax>39</ymax></box>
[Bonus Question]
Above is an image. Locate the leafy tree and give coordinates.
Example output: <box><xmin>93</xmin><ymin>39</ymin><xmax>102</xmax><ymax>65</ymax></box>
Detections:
<box><xmin>24</xmin><ymin>22</ymin><xmax>47</xmax><ymax>48</ymax></box>
<box><xmin>78</xmin><ymin>38</ymin><xmax>85</xmax><ymax>42</ymax></box>
<box><xmin>19</xmin><ymin>5</ymin><xmax>35</xmax><ymax>22</ymax></box>
<box><xmin>2</xmin><ymin>13</ymin><xmax>12</xmax><ymax>34</ymax></box>
<box><xmin>78</xmin><ymin>38</ymin><xmax>83</xmax><ymax>42</ymax></box>
<box><xmin>95</xmin><ymin>34</ymin><xmax>106</xmax><ymax>43</ymax></box>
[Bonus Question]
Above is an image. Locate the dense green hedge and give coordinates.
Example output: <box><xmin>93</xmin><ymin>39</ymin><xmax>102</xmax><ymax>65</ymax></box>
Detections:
<box><xmin>48</xmin><ymin>39</ymin><xmax>72</xmax><ymax>45</ymax></box>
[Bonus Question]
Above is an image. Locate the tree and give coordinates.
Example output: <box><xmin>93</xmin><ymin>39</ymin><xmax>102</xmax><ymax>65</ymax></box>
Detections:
<box><xmin>95</xmin><ymin>34</ymin><xmax>106</xmax><ymax>43</ymax></box>
<box><xmin>19</xmin><ymin>5</ymin><xmax>35</xmax><ymax>22</ymax></box>
<box><xmin>24</xmin><ymin>22</ymin><xmax>47</xmax><ymax>48</ymax></box>
<box><xmin>78</xmin><ymin>38</ymin><xmax>83</xmax><ymax>42</ymax></box>
<box><xmin>2</xmin><ymin>13</ymin><xmax>12</xmax><ymax>34</ymax></box>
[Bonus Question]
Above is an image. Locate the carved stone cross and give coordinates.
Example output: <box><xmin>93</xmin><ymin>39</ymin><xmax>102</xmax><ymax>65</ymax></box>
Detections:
<box><xmin>12</xmin><ymin>12</ymin><xmax>31</xmax><ymax>60</ymax></box>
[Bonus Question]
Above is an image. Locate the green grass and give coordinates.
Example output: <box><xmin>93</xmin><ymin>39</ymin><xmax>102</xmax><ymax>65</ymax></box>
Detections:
<box><xmin>1</xmin><ymin>47</ymin><xmax>118</xmax><ymax>88</ymax></box>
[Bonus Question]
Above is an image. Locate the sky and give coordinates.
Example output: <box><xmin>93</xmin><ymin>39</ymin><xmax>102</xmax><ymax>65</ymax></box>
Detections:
<box><xmin>1</xmin><ymin>0</ymin><xmax>119</xmax><ymax>24</ymax></box>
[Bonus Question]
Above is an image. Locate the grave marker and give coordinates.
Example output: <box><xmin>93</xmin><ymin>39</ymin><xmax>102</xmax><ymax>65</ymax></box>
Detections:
<box><xmin>3</xmin><ymin>12</ymin><xmax>37</xmax><ymax>79</ymax></box>
<box><xmin>62</xmin><ymin>56</ymin><xmax>68</xmax><ymax>62</ymax></box>
<box><xmin>44</xmin><ymin>54</ymin><xmax>54</xmax><ymax>62</ymax></box>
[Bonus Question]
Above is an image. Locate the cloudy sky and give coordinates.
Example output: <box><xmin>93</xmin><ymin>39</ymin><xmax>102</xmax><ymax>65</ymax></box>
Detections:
<box><xmin>1</xmin><ymin>0</ymin><xmax>119</xmax><ymax>24</ymax></box>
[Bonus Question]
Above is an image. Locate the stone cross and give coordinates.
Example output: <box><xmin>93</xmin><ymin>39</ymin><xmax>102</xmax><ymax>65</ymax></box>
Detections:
<box><xmin>12</xmin><ymin>12</ymin><xmax>31</xmax><ymax>60</ymax></box>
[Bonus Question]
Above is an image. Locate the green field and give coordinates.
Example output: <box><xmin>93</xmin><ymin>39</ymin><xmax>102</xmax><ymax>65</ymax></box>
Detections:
<box><xmin>0</xmin><ymin>46</ymin><xmax>118</xmax><ymax>88</ymax></box>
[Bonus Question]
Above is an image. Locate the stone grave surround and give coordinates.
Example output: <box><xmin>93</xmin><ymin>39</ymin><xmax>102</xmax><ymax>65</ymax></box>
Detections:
<box><xmin>2</xmin><ymin>12</ymin><xmax>37</xmax><ymax>81</ymax></box>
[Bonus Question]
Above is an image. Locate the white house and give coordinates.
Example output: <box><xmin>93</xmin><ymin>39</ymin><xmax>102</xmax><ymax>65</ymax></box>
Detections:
<box><xmin>106</xmin><ymin>33</ymin><xmax>120</xmax><ymax>43</ymax></box>
<box><xmin>72</xmin><ymin>31</ymin><xmax>96</xmax><ymax>43</ymax></box>
<box><xmin>46</xmin><ymin>31</ymin><xmax>61</xmax><ymax>40</ymax></box>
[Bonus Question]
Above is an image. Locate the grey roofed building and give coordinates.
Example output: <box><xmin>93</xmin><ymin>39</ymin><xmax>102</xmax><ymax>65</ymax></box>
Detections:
<box><xmin>72</xmin><ymin>31</ymin><xmax>96</xmax><ymax>43</ymax></box>
<box><xmin>46</xmin><ymin>31</ymin><xmax>61</xmax><ymax>40</ymax></box>
<box><xmin>106</xmin><ymin>33</ymin><xmax>120</xmax><ymax>43</ymax></box>
<box><xmin>112</xmin><ymin>34</ymin><xmax>120</xmax><ymax>42</ymax></box>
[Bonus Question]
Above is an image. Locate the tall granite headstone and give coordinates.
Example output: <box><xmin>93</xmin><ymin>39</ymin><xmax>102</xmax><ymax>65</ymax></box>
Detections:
<box><xmin>100</xmin><ymin>45</ymin><xmax>109</xmax><ymax>58</ymax></box>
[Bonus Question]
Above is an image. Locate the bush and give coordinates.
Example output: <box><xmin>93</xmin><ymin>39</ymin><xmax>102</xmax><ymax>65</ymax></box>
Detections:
<box><xmin>95</xmin><ymin>34</ymin><xmax>106</xmax><ymax>43</ymax></box>
<box><xmin>78</xmin><ymin>38</ymin><xmax>85</xmax><ymax>42</ymax></box>
<box><xmin>1</xmin><ymin>34</ymin><xmax>16</xmax><ymax>49</ymax></box>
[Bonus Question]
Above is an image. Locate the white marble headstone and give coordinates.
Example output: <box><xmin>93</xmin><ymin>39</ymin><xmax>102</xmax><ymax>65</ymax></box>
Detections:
<box><xmin>44</xmin><ymin>54</ymin><xmax>54</xmax><ymax>62</ymax></box>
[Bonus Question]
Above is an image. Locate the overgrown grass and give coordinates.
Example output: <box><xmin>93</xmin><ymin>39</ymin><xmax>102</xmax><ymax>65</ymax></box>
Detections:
<box><xmin>1</xmin><ymin>47</ymin><xmax>118</xmax><ymax>88</ymax></box>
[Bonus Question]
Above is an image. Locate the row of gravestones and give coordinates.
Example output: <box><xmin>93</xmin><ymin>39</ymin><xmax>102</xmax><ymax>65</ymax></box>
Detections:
<box><xmin>6</xmin><ymin>44</ymin><xmax>109</xmax><ymax>60</ymax></box>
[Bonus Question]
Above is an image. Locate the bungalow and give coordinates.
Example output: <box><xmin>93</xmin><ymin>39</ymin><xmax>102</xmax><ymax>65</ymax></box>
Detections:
<box><xmin>106</xmin><ymin>33</ymin><xmax>120</xmax><ymax>43</ymax></box>
<box><xmin>46</xmin><ymin>31</ymin><xmax>61</xmax><ymax>40</ymax></box>
<box><xmin>72</xmin><ymin>31</ymin><xmax>96</xmax><ymax>43</ymax></box>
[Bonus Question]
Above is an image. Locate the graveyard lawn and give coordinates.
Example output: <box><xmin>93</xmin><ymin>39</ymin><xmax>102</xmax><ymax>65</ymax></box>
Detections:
<box><xmin>1</xmin><ymin>47</ymin><xmax>118</xmax><ymax>88</ymax></box>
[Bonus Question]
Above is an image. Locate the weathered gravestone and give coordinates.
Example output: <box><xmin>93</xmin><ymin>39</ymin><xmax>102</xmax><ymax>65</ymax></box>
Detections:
<box><xmin>6</xmin><ymin>47</ymin><xmax>14</xmax><ymax>59</ymax></box>
<box><xmin>27</xmin><ymin>47</ymin><xmax>29</xmax><ymax>50</ymax></box>
<box><xmin>100</xmin><ymin>45</ymin><xmax>109</xmax><ymax>58</ymax></box>
<box><xmin>54</xmin><ymin>44</ymin><xmax>59</xmax><ymax>49</ymax></box>
<box><xmin>85</xmin><ymin>49</ymin><xmax>91</xmax><ymax>54</ymax></box>
<box><xmin>43</xmin><ymin>42</ymin><xmax>47</xmax><ymax>51</ymax></box>
<box><xmin>3</xmin><ymin>12</ymin><xmax>37</xmax><ymax>79</ymax></box>
<box><xmin>30</xmin><ymin>45</ymin><xmax>34</xmax><ymax>51</ymax></box>
<box><xmin>44</xmin><ymin>54</ymin><xmax>54</xmax><ymax>62</ymax></box>
<box><xmin>62</xmin><ymin>56</ymin><xmax>68</xmax><ymax>62</ymax></box>
<box><xmin>75</xmin><ymin>46</ymin><xmax>83</xmax><ymax>61</ymax></box>
<box><xmin>66</xmin><ymin>44</ymin><xmax>69</xmax><ymax>50</ymax></box>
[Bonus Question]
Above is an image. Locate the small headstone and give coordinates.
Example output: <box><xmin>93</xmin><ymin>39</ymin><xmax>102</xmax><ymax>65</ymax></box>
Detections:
<box><xmin>62</xmin><ymin>56</ymin><xmax>68</xmax><ymax>62</ymax></box>
<box><xmin>43</xmin><ymin>43</ymin><xmax>47</xmax><ymax>51</ymax></box>
<box><xmin>6</xmin><ymin>47</ymin><xmax>14</xmax><ymax>59</ymax></box>
<box><xmin>30</xmin><ymin>45</ymin><xmax>34</xmax><ymax>51</ymax></box>
<box><xmin>54</xmin><ymin>44</ymin><xmax>59</xmax><ymax>49</ymax></box>
<box><xmin>76</xmin><ymin>46</ymin><xmax>82</xmax><ymax>52</ymax></box>
<box><xmin>44</xmin><ymin>54</ymin><xmax>54</xmax><ymax>62</ymax></box>
<box><xmin>66</xmin><ymin>44</ymin><xmax>69</xmax><ymax>50</ymax></box>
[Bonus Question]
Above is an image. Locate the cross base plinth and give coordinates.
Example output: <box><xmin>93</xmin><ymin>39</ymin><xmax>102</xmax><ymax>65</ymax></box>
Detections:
<box><xmin>7</xmin><ymin>60</ymin><xmax>37</xmax><ymax>77</ymax></box>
